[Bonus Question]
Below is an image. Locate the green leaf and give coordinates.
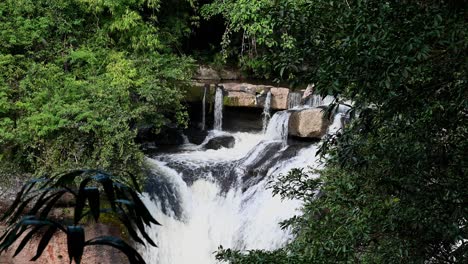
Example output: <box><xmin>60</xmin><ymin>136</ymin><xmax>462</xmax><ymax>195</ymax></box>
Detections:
<box><xmin>67</xmin><ymin>226</ymin><xmax>85</xmax><ymax>264</ymax></box>
<box><xmin>85</xmin><ymin>187</ymin><xmax>100</xmax><ymax>222</ymax></box>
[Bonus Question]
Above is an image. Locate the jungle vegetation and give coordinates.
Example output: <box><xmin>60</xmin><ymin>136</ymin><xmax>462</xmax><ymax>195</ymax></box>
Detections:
<box><xmin>203</xmin><ymin>0</ymin><xmax>467</xmax><ymax>263</ymax></box>
<box><xmin>0</xmin><ymin>0</ymin><xmax>197</xmax><ymax>176</ymax></box>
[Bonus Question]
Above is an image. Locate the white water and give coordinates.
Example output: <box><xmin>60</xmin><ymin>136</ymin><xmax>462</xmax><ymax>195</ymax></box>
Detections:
<box><xmin>262</xmin><ymin>91</ymin><xmax>272</xmax><ymax>133</ymax></box>
<box><xmin>140</xmin><ymin>137</ymin><xmax>318</xmax><ymax>264</ymax></box>
<box><xmin>214</xmin><ymin>87</ymin><xmax>223</xmax><ymax>131</ymax></box>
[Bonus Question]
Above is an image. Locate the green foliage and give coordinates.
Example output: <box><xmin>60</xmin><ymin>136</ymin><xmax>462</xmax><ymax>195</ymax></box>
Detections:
<box><xmin>0</xmin><ymin>0</ymin><xmax>197</xmax><ymax>175</ymax></box>
<box><xmin>0</xmin><ymin>170</ymin><xmax>157</xmax><ymax>264</ymax></box>
<box><xmin>207</xmin><ymin>0</ymin><xmax>467</xmax><ymax>263</ymax></box>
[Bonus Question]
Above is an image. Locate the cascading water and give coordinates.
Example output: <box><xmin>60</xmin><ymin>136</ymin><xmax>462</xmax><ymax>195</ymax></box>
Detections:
<box><xmin>201</xmin><ymin>85</ymin><xmax>208</xmax><ymax>131</ymax></box>
<box><xmin>307</xmin><ymin>94</ymin><xmax>335</xmax><ymax>107</ymax></box>
<box><xmin>262</xmin><ymin>91</ymin><xmax>272</xmax><ymax>133</ymax></box>
<box><xmin>139</xmin><ymin>109</ymin><xmax>340</xmax><ymax>264</ymax></box>
<box><xmin>287</xmin><ymin>92</ymin><xmax>302</xmax><ymax>109</ymax></box>
<box><xmin>214</xmin><ymin>87</ymin><xmax>223</xmax><ymax>131</ymax></box>
<box><xmin>265</xmin><ymin>111</ymin><xmax>291</xmax><ymax>148</ymax></box>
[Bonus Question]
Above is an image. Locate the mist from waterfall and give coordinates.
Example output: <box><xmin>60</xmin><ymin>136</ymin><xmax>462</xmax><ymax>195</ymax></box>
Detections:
<box><xmin>214</xmin><ymin>87</ymin><xmax>223</xmax><ymax>131</ymax></box>
<box><xmin>262</xmin><ymin>91</ymin><xmax>272</xmax><ymax>133</ymax></box>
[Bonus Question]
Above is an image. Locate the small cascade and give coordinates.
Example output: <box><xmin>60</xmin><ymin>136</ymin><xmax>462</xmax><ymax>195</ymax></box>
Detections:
<box><xmin>214</xmin><ymin>87</ymin><xmax>223</xmax><ymax>131</ymax></box>
<box><xmin>201</xmin><ymin>85</ymin><xmax>208</xmax><ymax>130</ymax></box>
<box><xmin>307</xmin><ymin>94</ymin><xmax>335</xmax><ymax>107</ymax></box>
<box><xmin>265</xmin><ymin>111</ymin><xmax>291</xmax><ymax>148</ymax></box>
<box><xmin>287</xmin><ymin>92</ymin><xmax>302</xmax><ymax>109</ymax></box>
<box><xmin>262</xmin><ymin>91</ymin><xmax>272</xmax><ymax>133</ymax></box>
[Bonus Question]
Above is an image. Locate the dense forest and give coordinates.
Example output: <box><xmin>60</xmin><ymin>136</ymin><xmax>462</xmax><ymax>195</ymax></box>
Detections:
<box><xmin>1</xmin><ymin>0</ymin><xmax>467</xmax><ymax>263</ymax></box>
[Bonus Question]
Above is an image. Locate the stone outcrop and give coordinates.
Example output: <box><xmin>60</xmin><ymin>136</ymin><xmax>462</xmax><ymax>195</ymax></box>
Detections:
<box><xmin>288</xmin><ymin>108</ymin><xmax>329</xmax><ymax>138</ymax></box>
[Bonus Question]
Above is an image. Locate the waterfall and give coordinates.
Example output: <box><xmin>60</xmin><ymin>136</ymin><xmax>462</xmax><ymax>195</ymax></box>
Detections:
<box><xmin>264</xmin><ymin>111</ymin><xmax>291</xmax><ymax>148</ymax></box>
<box><xmin>139</xmin><ymin>131</ymin><xmax>320</xmax><ymax>264</ymax></box>
<box><xmin>287</xmin><ymin>92</ymin><xmax>302</xmax><ymax>109</ymax></box>
<box><xmin>214</xmin><ymin>87</ymin><xmax>223</xmax><ymax>131</ymax></box>
<box><xmin>138</xmin><ymin>101</ymin><xmax>345</xmax><ymax>264</ymax></box>
<box><xmin>201</xmin><ymin>85</ymin><xmax>208</xmax><ymax>130</ymax></box>
<box><xmin>262</xmin><ymin>91</ymin><xmax>272</xmax><ymax>133</ymax></box>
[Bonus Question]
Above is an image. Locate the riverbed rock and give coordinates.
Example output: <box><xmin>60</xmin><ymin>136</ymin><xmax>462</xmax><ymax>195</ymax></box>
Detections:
<box><xmin>289</xmin><ymin>108</ymin><xmax>330</xmax><ymax>138</ymax></box>
<box><xmin>204</xmin><ymin>135</ymin><xmax>236</xmax><ymax>150</ymax></box>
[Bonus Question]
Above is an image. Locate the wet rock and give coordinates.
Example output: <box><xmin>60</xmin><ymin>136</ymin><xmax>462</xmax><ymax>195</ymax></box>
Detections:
<box><xmin>204</xmin><ymin>135</ymin><xmax>236</xmax><ymax>150</ymax></box>
<box><xmin>289</xmin><ymin>108</ymin><xmax>329</xmax><ymax>138</ymax></box>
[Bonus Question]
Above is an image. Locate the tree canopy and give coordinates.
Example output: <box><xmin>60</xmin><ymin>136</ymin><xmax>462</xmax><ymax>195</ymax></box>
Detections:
<box><xmin>0</xmin><ymin>0</ymin><xmax>197</xmax><ymax>176</ymax></box>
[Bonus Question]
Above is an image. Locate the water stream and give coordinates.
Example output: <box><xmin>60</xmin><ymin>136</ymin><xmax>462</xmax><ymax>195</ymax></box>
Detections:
<box><xmin>201</xmin><ymin>85</ymin><xmax>208</xmax><ymax>131</ymax></box>
<box><xmin>214</xmin><ymin>87</ymin><xmax>223</xmax><ymax>131</ymax></box>
<box><xmin>262</xmin><ymin>91</ymin><xmax>272</xmax><ymax>133</ymax></box>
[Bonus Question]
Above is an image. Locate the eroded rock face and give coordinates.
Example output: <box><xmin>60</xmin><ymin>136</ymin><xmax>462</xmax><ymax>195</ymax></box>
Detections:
<box><xmin>289</xmin><ymin>108</ymin><xmax>329</xmax><ymax>138</ymax></box>
<box><xmin>204</xmin><ymin>135</ymin><xmax>236</xmax><ymax>150</ymax></box>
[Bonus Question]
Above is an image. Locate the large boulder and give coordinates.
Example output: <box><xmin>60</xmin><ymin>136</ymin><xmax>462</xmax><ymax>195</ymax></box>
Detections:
<box><xmin>289</xmin><ymin>108</ymin><xmax>329</xmax><ymax>138</ymax></box>
<box><xmin>204</xmin><ymin>135</ymin><xmax>236</xmax><ymax>150</ymax></box>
